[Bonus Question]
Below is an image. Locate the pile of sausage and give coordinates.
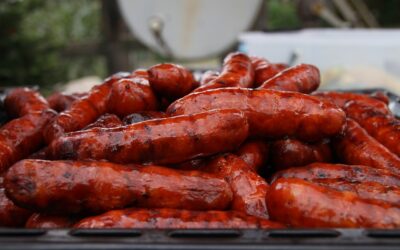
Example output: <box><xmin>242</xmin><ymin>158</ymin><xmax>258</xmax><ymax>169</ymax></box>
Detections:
<box><xmin>1</xmin><ymin>52</ymin><xmax>400</xmax><ymax>229</ymax></box>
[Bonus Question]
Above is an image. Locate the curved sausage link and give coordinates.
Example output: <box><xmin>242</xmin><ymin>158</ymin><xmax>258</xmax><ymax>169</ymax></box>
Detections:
<box><xmin>122</xmin><ymin>111</ymin><xmax>167</xmax><ymax>125</ymax></box>
<box><xmin>47</xmin><ymin>92</ymin><xmax>84</xmax><ymax>113</ymax></box>
<box><xmin>250</xmin><ymin>56</ymin><xmax>288</xmax><ymax>87</ymax></box>
<box><xmin>74</xmin><ymin>208</ymin><xmax>284</xmax><ymax>229</ymax></box>
<box><xmin>270</xmin><ymin>139</ymin><xmax>332</xmax><ymax>170</ymax></box>
<box><xmin>370</xmin><ymin>91</ymin><xmax>390</xmax><ymax>105</ymax></box>
<box><xmin>267</xmin><ymin>178</ymin><xmax>400</xmax><ymax>228</ymax></box>
<box><xmin>4</xmin><ymin>88</ymin><xmax>49</xmax><ymax>118</ymax></box>
<box><xmin>47</xmin><ymin>109</ymin><xmax>249</xmax><ymax>165</ymax></box>
<box><xmin>199</xmin><ymin>70</ymin><xmax>219</xmax><ymax>86</ymax></box>
<box><xmin>4</xmin><ymin>160</ymin><xmax>233</xmax><ymax>215</ymax></box>
<box><xmin>235</xmin><ymin>140</ymin><xmax>269</xmax><ymax>173</ymax></box>
<box><xmin>83</xmin><ymin>113</ymin><xmax>123</xmax><ymax>130</ymax></box>
<box><xmin>258</xmin><ymin>64</ymin><xmax>320</xmax><ymax>94</ymax></box>
<box><xmin>333</xmin><ymin>119</ymin><xmax>400</xmax><ymax>175</ymax></box>
<box><xmin>167</xmin><ymin>88</ymin><xmax>346</xmax><ymax>142</ymax></box>
<box><xmin>148</xmin><ymin>63</ymin><xmax>198</xmax><ymax>100</ymax></box>
<box><xmin>26</xmin><ymin>214</ymin><xmax>80</xmax><ymax>228</ymax></box>
<box><xmin>271</xmin><ymin>163</ymin><xmax>400</xmax><ymax>187</ymax></box>
<box><xmin>194</xmin><ymin>52</ymin><xmax>254</xmax><ymax>92</ymax></box>
<box><xmin>202</xmin><ymin>154</ymin><xmax>269</xmax><ymax>219</ymax></box>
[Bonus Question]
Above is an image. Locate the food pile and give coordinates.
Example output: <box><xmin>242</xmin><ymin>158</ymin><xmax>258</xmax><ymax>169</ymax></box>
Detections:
<box><xmin>0</xmin><ymin>52</ymin><xmax>399</xmax><ymax>229</ymax></box>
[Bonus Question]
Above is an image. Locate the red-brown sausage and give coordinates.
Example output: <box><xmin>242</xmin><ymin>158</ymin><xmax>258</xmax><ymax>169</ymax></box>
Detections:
<box><xmin>258</xmin><ymin>64</ymin><xmax>320</xmax><ymax>94</ymax></box>
<box><xmin>46</xmin><ymin>92</ymin><xmax>83</xmax><ymax>112</ymax></box>
<box><xmin>108</xmin><ymin>71</ymin><xmax>159</xmax><ymax>118</ymax></box>
<box><xmin>267</xmin><ymin>178</ymin><xmax>400</xmax><ymax>228</ymax></box>
<box><xmin>4</xmin><ymin>88</ymin><xmax>49</xmax><ymax>118</ymax></box>
<box><xmin>271</xmin><ymin>163</ymin><xmax>400</xmax><ymax>187</ymax></box>
<box><xmin>202</xmin><ymin>154</ymin><xmax>269</xmax><ymax>219</ymax></box>
<box><xmin>167</xmin><ymin>88</ymin><xmax>346</xmax><ymax>142</ymax></box>
<box><xmin>44</xmin><ymin>72</ymin><xmax>129</xmax><ymax>143</ymax></box>
<box><xmin>0</xmin><ymin>176</ymin><xmax>32</xmax><ymax>227</ymax></box>
<box><xmin>26</xmin><ymin>214</ymin><xmax>80</xmax><ymax>228</ymax></box>
<box><xmin>122</xmin><ymin>111</ymin><xmax>167</xmax><ymax>125</ymax></box>
<box><xmin>313</xmin><ymin>179</ymin><xmax>400</xmax><ymax>207</ymax></box>
<box><xmin>370</xmin><ymin>91</ymin><xmax>390</xmax><ymax>105</ymax></box>
<box><xmin>83</xmin><ymin>113</ymin><xmax>123</xmax><ymax>130</ymax></box>
<box><xmin>270</xmin><ymin>139</ymin><xmax>332</xmax><ymax>170</ymax></box>
<box><xmin>74</xmin><ymin>208</ymin><xmax>284</xmax><ymax>229</ymax></box>
<box><xmin>194</xmin><ymin>52</ymin><xmax>254</xmax><ymax>92</ymax></box>
<box><xmin>235</xmin><ymin>140</ymin><xmax>269</xmax><ymax>173</ymax></box>
<box><xmin>4</xmin><ymin>160</ymin><xmax>233</xmax><ymax>215</ymax></box>
<box><xmin>47</xmin><ymin>109</ymin><xmax>249</xmax><ymax>165</ymax></box>
<box><xmin>345</xmin><ymin>102</ymin><xmax>400</xmax><ymax>157</ymax></box>
<box><xmin>200</xmin><ymin>70</ymin><xmax>219</xmax><ymax>86</ymax></box>
<box><xmin>0</xmin><ymin>110</ymin><xmax>56</xmax><ymax>173</ymax></box>
<box><xmin>333</xmin><ymin>119</ymin><xmax>400</xmax><ymax>175</ymax></box>
<box><xmin>148</xmin><ymin>63</ymin><xmax>198</xmax><ymax>100</ymax></box>
<box><xmin>250</xmin><ymin>56</ymin><xmax>288</xmax><ymax>87</ymax></box>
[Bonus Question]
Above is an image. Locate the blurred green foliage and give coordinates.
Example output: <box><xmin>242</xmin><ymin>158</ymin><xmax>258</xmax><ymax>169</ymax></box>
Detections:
<box><xmin>0</xmin><ymin>0</ymin><xmax>105</xmax><ymax>90</ymax></box>
<box><xmin>266</xmin><ymin>0</ymin><xmax>301</xmax><ymax>30</ymax></box>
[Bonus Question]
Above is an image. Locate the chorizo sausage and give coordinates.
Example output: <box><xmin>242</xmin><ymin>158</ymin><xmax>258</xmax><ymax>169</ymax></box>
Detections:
<box><xmin>250</xmin><ymin>56</ymin><xmax>288</xmax><ymax>87</ymax></box>
<box><xmin>333</xmin><ymin>119</ymin><xmax>400</xmax><ymax>175</ymax></box>
<box><xmin>267</xmin><ymin>178</ymin><xmax>400</xmax><ymax>228</ymax></box>
<box><xmin>200</xmin><ymin>70</ymin><xmax>219</xmax><ymax>86</ymax></box>
<box><xmin>4</xmin><ymin>160</ymin><xmax>233</xmax><ymax>215</ymax></box>
<box><xmin>271</xmin><ymin>163</ymin><xmax>400</xmax><ymax>187</ymax></box>
<box><xmin>167</xmin><ymin>88</ymin><xmax>346</xmax><ymax>142</ymax></box>
<box><xmin>74</xmin><ymin>208</ymin><xmax>284</xmax><ymax>229</ymax></box>
<box><xmin>235</xmin><ymin>140</ymin><xmax>269</xmax><ymax>173</ymax></box>
<box><xmin>370</xmin><ymin>91</ymin><xmax>390</xmax><ymax>105</ymax></box>
<box><xmin>47</xmin><ymin>92</ymin><xmax>86</xmax><ymax>113</ymax></box>
<box><xmin>4</xmin><ymin>88</ymin><xmax>49</xmax><ymax>118</ymax></box>
<box><xmin>83</xmin><ymin>113</ymin><xmax>123</xmax><ymax>130</ymax></box>
<box><xmin>258</xmin><ymin>64</ymin><xmax>320</xmax><ymax>94</ymax></box>
<box><xmin>148</xmin><ymin>63</ymin><xmax>198</xmax><ymax>100</ymax></box>
<box><xmin>26</xmin><ymin>214</ymin><xmax>79</xmax><ymax>228</ymax></box>
<box><xmin>122</xmin><ymin>111</ymin><xmax>167</xmax><ymax>125</ymax></box>
<box><xmin>47</xmin><ymin>109</ymin><xmax>249</xmax><ymax>165</ymax></box>
<box><xmin>270</xmin><ymin>139</ymin><xmax>332</xmax><ymax>170</ymax></box>
<box><xmin>194</xmin><ymin>52</ymin><xmax>254</xmax><ymax>92</ymax></box>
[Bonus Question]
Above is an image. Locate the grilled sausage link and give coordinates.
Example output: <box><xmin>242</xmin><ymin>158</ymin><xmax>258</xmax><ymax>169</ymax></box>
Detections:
<box><xmin>235</xmin><ymin>140</ymin><xmax>269</xmax><ymax>173</ymax></box>
<box><xmin>44</xmin><ymin>73</ymin><xmax>129</xmax><ymax>143</ymax></box>
<box><xmin>74</xmin><ymin>208</ymin><xmax>284</xmax><ymax>229</ymax></box>
<box><xmin>333</xmin><ymin>119</ymin><xmax>400</xmax><ymax>175</ymax></box>
<box><xmin>258</xmin><ymin>64</ymin><xmax>320</xmax><ymax>94</ymax></box>
<box><xmin>4</xmin><ymin>88</ymin><xmax>49</xmax><ymax>118</ymax></box>
<box><xmin>47</xmin><ymin>92</ymin><xmax>84</xmax><ymax>113</ymax></box>
<box><xmin>83</xmin><ymin>113</ymin><xmax>123</xmax><ymax>130</ymax></box>
<box><xmin>270</xmin><ymin>139</ymin><xmax>332</xmax><ymax>170</ymax></box>
<box><xmin>0</xmin><ymin>111</ymin><xmax>56</xmax><ymax>173</ymax></box>
<box><xmin>251</xmin><ymin>56</ymin><xmax>288</xmax><ymax>87</ymax></box>
<box><xmin>167</xmin><ymin>88</ymin><xmax>346</xmax><ymax>142</ymax></box>
<box><xmin>25</xmin><ymin>214</ymin><xmax>80</xmax><ymax>229</ymax></box>
<box><xmin>47</xmin><ymin>109</ymin><xmax>249</xmax><ymax>165</ymax></box>
<box><xmin>200</xmin><ymin>70</ymin><xmax>219</xmax><ymax>85</ymax></box>
<box><xmin>194</xmin><ymin>52</ymin><xmax>254</xmax><ymax>92</ymax></box>
<box><xmin>122</xmin><ymin>111</ymin><xmax>167</xmax><ymax>125</ymax></box>
<box><xmin>267</xmin><ymin>178</ymin><xmax>400</xmax><ymax>228</ymax></box>
<box><xmin>148</xmin><ymin>63</ymin><xmax>198</xmax><ymax>100</ymax></box>
<box><xmin>271</xmin><ymin>163</ymin><xmax>400</xmax><ymax>187</ymax></box>
<box><xmin>203</xmin><ymin>154</ymin><xmax>269</xmax><ymax>219</ymax></box>
<box><xmin>108</xmin><ymin>70</ymin><xmax>159</xmax><ymax>117</ymax></box>
<box><xmin>4</xmin><ymin>160</ymin><xmax>233</xmax><ymax>215</ymax></box>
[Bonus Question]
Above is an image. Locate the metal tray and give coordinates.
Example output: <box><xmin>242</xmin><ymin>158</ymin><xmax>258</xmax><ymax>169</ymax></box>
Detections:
<box><xmin>0</xmin><ymin>88</ymin><xmax>400</xmax><ymax>250</ymax></box>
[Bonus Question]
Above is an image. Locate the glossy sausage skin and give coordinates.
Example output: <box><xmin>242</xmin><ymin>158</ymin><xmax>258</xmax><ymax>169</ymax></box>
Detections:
<box><xmin>122</xmin><ymin>111</ymin><xmax>167</xmax><ymax>125</ymax></box>
<box><xmin>46</xmin><ymin>92</ymin><xmax>82</xmax><ymax>112</ymax></box>
<box><xmin>200</xmin><ymin>70</ymin><xmax>219</xmax><ymax>86</ymax></box>
<box><xmin>148</xmin><ymin>63</ymin><xmax>198</xmax><ymax>100</ymax></box>
<box><xmin>267</xmin><ymin>178</ymin><xmax>400</xmax><ymax>228</ymax></box>
<box><xmin>108</xmin><ymin>75</ymin><xmax>159</xmax><ymax>118</ymax></box>
<box><xmin>313</xmin><ymin>179</ymin><xmax>400</xmax><ymax>207</ymax></box>
<box><xmin>235</xmin><ymin>140</ymin><xmax>269</xmax><ymax>173</ymax></box>
<box><xmin>74</xmin><ymin>208</ymin><xmax>284</xmax><ymax>229</ymax></box>
<box><xmin>44</xmin><ymin>73</ymin><xmax>129</xmax><ymax>143</ymax></box>
<box><xmin>258</xmin><ymin>64</ymin><xmax>320</xmax><ymax>94</ymax></box>
<box><xmin>48</xmin><ymin>109</ymin><xmax>249</xmax><ymax>165</ymax></box>
<box><xmin>345</xmin><ymin>102</ymin><xmax>400</xmax><ymax>157</ymax></box>
<box><xmin>370</xmin><ymin>91</ymin><xmax>390</xmax><ymax>105</ymax></box>
<box><xmin>4</xmin><ymin>88</ymin><xmax>49</xmax><ymax>118</ymax></box>
<box><xmin>83</xmin><ymin>113</ymin><xmax>123</xmax><ymax>130</ymax></box>
<box><xmin>271</xmin><ymin>163</ymin><xmax>400</xmax><ymax>187</ymax></box>
<box><xmin>270</xmin><ymin>139</ymin><xmax>332</xmax><ymax>170</ymax></box>
<box><xmin>333</xmin><ymin>119</ymin><xmax>400</xmax><ymax>175</ymax></box>
<box><xmin>0</xmin><ymin>177</ymin><xmax>32</xmax><ymax>227</ymax></box>
<box><xmin>250</xmin><ymin>57</ymin><xmax>288</xmax><ymax>87</ymax></box>
<box><xmin>167</xmin><ymin>88</ymin><xmax>346</xmax><ymax>142</ymax></box>
<box><xmin>194</xmin><ymin>52</ymin><xmax>254</xmax><ymax>92</ymax></box>
<box><xmin>203</xmin><ymin>154</ymin><xmax>269</xmax><ymax>219</ymax></box>
<box><xmin>26</xmin><ymin>214</ymin><xmax>79</xmax><ymax>228</ymax></box>
<box><xmin>5</xmin><ymin>160</ymin><xmax>233</xmax><ymax>215</ymax></box>
<box><xmin>0</xmin><ymin>111</ymin><xmax>56</xmax><ymax>173</ymax></box>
